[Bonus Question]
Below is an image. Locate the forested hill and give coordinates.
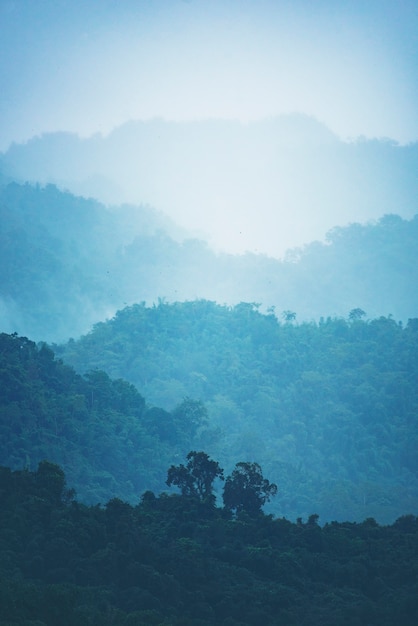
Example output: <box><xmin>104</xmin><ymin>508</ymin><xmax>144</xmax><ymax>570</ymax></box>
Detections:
<box><xmin>57</xmin><ymin>302</ymin><xmax>418</xmax><ymax>524</ymax></box>
<box><xmin>1</xmin><ymin>181</ymin><xmax>417</xmax><ymax>342</ymax></box>
<box><xmin>1</xmin><ymin>328</ymin><xmax>418</xmax><ymax>622</ymax></box>
<box><xmin>0</xmin><ymin>181</ymin><xmax>183</xmax><ymax>341</ymax></box>
<box><xmin>0</xmin><ymin>331</ymin><xmax>210</xmax><ymax>504</ymax></box>
<box><xmin>1</xmin><ymin>462</ymin><xmax>417</xmax><ymax>625</ymax></box>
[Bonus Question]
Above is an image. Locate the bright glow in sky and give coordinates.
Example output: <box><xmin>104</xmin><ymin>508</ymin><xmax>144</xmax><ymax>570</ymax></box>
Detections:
<box><xmin>1</xmin><ymin>0</ymin><xmax>417</xmax><ymax>150</ymax></box>
<box><xmin>1</xmin><ymin>0</ymin><xmax>417</xmax><ymax>257</ymax></box>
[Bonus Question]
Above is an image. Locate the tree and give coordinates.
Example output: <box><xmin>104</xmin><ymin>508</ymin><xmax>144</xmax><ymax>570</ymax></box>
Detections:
<box><xmin>166</xmin><ymin>451</ymin><xmax>224</xmax><ymax>502</ymax></box>
<box><xmin>282</xmin><ymin>310</ymin><xmax>296</xmax><ymax>323</ymax></box>
<box><xmin>348</xmin><ymin>308</ymin><xmax>366</xmax><ymax>321</ymax></box>
<box><xmin>223</xmin><ymin>462</ymin><xmax>277</xmax><ymax>516</ymax></box>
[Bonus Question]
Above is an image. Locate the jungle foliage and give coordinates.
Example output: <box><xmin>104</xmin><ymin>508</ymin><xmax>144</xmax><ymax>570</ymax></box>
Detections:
<box><xmin>2</xmin><ymin>119</ymin><xmax>418</xmax><ymax>625</ymax></box>
<box><xmin>0</xmin><ymin>462</ymin><xmax>417</xmax><ymax>626</ymax></box>
<box><xmin>57</xmin><ymin>302</ymin><xmax>418</xmax><ymax>523</ymax></box>
<box><xmin>0</xmin><ymin>332</ymin><xmax>210</xmax><ymax>504</ymax></box>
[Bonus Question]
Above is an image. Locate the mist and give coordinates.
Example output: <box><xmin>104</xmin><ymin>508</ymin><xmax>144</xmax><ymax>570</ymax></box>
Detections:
<box><xmin>1</xmin><ymin>1</ymin><xmax>417</xmax><ymax>256</ymax></box>
<box><xmin>1</xmin><ymin>5</ymin><xmax>418</xmax><ymax>616</ymax></box>
<box><xmin>2</xmin><ymin>0</ymin><xmax>417</xmax><ymax>147</ymax></box>
<box><xmin>2</xmin><ymin>116</ymin><xmax>418</xmax><ymax>257</ymax></box>
<box><xmin>1</xmin><ymin>0</ymin><xmax>417</xmax><ymax>329</ymax></box>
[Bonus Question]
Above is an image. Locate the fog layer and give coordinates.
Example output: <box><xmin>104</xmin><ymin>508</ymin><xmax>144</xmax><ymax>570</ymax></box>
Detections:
<box><xmin>2</xmin><ymin>116</ymin><xmax>418</xmax><ymax>257</ymax></box>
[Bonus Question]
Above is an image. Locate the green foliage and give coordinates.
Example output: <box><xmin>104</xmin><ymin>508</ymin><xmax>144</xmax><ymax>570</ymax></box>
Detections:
<box><xmin>171</xmin><ymin>398</ymin><xmax>209</xmax><ymax>442</ymax></box>
<box><xmin>58</xmin><ymin>303</ymin><xmax>418</xmax><ymax>523</ymax></box>
<box><xmin>348</xmin><ymin>307</ymin><xmax>366</xmax><ymax>321</ymax></box>
<box><xmin>0</xmin><ymin>462</ymin><xmax>418</xmax><ymax>625</ymax></box>
<box><xmin>166</xmin><ymin>451</ymin><xmax>224</xmax><ymax>502</ymax></box>
<box><xmin>0</xmin><ymin>332</ymin><xmax>204</xmax><ymax>505</ymax></box>
<box><xmin>223</xmin><ymin>462</ymin><xmax>277</xmax><ymax>516</ymax></box>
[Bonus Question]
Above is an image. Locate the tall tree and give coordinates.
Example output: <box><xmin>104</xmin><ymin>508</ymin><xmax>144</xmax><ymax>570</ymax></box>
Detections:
<box><xmin>223</xmin><ymin>461</ymin><xmax>277</xmax><ymax>516</ymax></box>
<box><xmin>166</xmin><ymin>451</ymin><xmax>224</xmax><ymax>503</ymax></box>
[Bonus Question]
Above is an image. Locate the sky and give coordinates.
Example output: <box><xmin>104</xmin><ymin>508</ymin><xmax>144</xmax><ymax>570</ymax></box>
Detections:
<box><xmin>1</xmin><ymin>0</ymin><xmax>417</xmax><ymax>150</ymax></box>
<box><xmin>0</xmin><ymin>0</ymin><xmax>417</xmax><ymax>257</ymax></box>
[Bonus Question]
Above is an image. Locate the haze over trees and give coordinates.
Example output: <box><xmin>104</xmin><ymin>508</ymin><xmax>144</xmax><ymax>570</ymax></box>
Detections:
<box><xmin>2</xmin><ymin>290</ymin><xmax>418</xmax><ymax>524</ymax></box>
<box><xmin>0</xmin><ymin>113</ymin><xmax>417</xmax><ymax>624</ymax></box>
<box><xmin>56</xmin><ymin>301</ymin><xmax>418</xmax><ymax>524</ymax></box>
<box><xmin>0</xmin><ymin>180</ymin><xmax>417</xmax><ymax>342</ymax></box>
<box><xmin>1</xmin><ymin>4</ymin><xmax>418</xmax><ymax>623</ymax></box>
<box><xmin>2</xmin><ymin>116</ymin><xmax>418</xmax><ymax>256</ymax></box>
<box><xmin>1</xmin><ymin>114</ymin><xmax>418</xmax><ymax>527</ymax></box>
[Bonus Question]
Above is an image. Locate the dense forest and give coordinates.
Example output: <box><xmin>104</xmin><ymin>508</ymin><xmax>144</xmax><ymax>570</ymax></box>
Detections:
<box><xmin>1</xmin><ymin>181</ymin><xmax>417</xmax><ymax>342</ymax></box>
<box><xmin>56</xmin><ymin>302</ymin><xmax>418</xmax><ymax>524</ymax></box>
<box><xmin>0</xmin><ymin>331</ymin><xmax>203</xmax><ymax>504</ymax></box>
<box><xmin>1</xmin><ymin>299</ymin><xmax>418</xmax><ymax>523</ymax></box>
<box><xmin>3</xmin><ymin>6</ymin><xmax>418</xmax><ymax>623</ymax></box>
<box><xmin>1</xmin><ymin>124</ymin><xmax>418</xmax><ymax>622</ymax></box>
<box><xmin>0</xmin><ymin>461</ymin><xmax>417</xmax><ymax>625</ymax></box>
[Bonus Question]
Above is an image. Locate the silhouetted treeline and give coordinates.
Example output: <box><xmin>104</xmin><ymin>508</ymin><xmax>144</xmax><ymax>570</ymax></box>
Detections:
<box><xmin>0</xmin><ymin>461</ymin><xmax>417</xmax><ymax>625</ymax></box>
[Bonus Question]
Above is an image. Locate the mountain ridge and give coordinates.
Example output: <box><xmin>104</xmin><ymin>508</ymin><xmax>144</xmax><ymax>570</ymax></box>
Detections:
<box><xmin>1</xmin><ymin>181</ymin><xmax>417</xmax><ymax>342</ymax></box>
<box><xmin>2</xmin><ymin>114</ymin><xmax>417</xmax><ymax>257</ymax></box>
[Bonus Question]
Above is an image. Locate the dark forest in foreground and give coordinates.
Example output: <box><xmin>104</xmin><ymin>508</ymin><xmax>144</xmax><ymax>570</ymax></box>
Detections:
<box><xmin>0</xmin><ymin>461</ymin><xmax>417</xmax><ymax>626</ymax></box>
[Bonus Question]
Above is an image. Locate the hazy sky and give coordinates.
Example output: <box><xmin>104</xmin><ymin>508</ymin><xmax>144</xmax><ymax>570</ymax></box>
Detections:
<box><xmin>1</xmin><ymin>0</ymin><xmax>417</xmax><ymax>151</ymax></box>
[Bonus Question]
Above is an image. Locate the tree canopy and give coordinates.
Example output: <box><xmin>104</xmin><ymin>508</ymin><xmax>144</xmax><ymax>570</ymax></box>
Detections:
<box><xmin>57</xmin><ymin>303</ymin><xmax>418</xmax><ymax>523</ymax></box>
<box><xmin>0</xmin><ymin>460</ymin><xmax>417</xmax><ymax>625</ymax></box>
<box><xmin>223</xmin><ymin>461</ymin><xmax>278</xmax><ymax>516</ymax></box>
<box><xmin>166</xmin><ymin>450</ymin><xmax>224</xmax><ymax>503</ymax></box>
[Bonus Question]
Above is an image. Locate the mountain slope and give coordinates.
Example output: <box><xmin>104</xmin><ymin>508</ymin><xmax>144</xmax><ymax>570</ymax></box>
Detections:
<box><xmin>1</xmin><ymin>181</ymin><xmax>417</xmax><ymax>343</ymax></box>
<box><xmin>0</xmin><ymin>332</ymin><xmax>210</xmax><ymax>504</ymax></box>
<box><xmin>57</xmin><ymin>302</ymin><xmax>418</xmax><ymax>523</ymax></box>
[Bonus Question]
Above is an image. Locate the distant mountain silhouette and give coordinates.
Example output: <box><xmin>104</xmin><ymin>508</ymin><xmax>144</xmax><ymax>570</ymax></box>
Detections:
<box><xmin>2</xmin><ymin>114</ymin><xmax>417</xmax><ymax>256</ymax></box>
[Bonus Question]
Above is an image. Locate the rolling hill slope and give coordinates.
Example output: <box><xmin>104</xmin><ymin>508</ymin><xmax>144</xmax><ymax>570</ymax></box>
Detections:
<box><xmin>1</xmin><ymin>181</ymin><xmax>417</xmax><ymax>343</ymax></box>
